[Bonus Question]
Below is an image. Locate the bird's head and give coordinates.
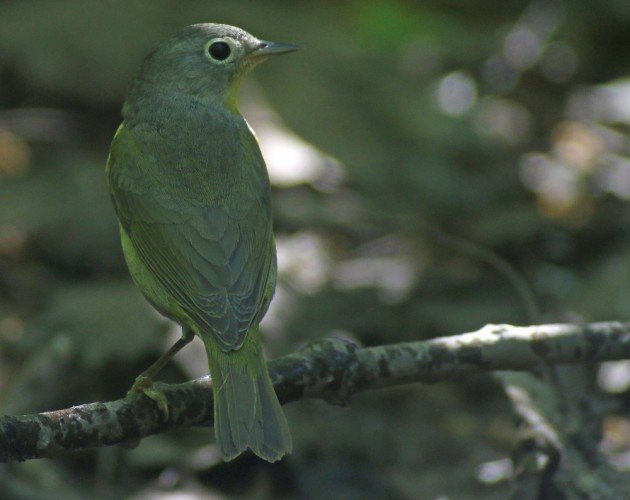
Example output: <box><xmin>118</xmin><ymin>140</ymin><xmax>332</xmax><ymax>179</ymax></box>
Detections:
<box><xmin>126</xmin><ymin>23</ymin><xmax>297</xmax><ymax>112</ymax></box>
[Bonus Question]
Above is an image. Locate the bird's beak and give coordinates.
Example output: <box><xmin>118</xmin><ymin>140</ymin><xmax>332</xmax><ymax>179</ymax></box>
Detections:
<box><xmin>250</xmin><ymin>41</ymin><xmax>299</xmax><ymax>58</ymax></box>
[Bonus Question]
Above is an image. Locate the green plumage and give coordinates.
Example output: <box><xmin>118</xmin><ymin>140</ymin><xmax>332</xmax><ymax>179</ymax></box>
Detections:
<box><xmin>106</xmin><ymin>23</ymin><xmax>295</xmax><ymax>462</ymax></box>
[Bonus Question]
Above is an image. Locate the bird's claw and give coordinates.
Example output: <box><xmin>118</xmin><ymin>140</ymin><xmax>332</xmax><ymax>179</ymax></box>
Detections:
<box><xmin>127</xmin><ymin>375</ymin><xmax>170</xmax><ymax>419</ymax></box>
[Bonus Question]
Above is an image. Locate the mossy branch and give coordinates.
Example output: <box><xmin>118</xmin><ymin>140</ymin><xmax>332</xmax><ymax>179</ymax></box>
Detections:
<box><xmin>0</xmin><ymin>321</ymin><xmax>628</xmax><ymax>462</ymax></box>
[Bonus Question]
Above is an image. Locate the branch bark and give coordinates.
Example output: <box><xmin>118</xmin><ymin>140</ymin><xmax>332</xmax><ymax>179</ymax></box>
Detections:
<box><xmin>1</xmin><ymin>321</ymin><xmax>628</xmax><ymax>462</ymax></box>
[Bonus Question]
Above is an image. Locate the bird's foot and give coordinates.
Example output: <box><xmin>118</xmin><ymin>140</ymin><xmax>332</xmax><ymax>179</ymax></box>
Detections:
<box><xmin>127</xmin><ymin>375</ymin><xmax>170</xmax><ymax>419</ymax></box>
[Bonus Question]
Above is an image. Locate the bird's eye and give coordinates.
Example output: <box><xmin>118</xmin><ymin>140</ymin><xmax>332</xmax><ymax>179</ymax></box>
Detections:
<box><xmin>208</xmin><ymin>41</ymin><xmax>231</xmax><ymax>61</ymax></box>
<box><xmin>203</xmin><ymin>38</ymin><xmax>238</xmax><ymax>64</ymax></box>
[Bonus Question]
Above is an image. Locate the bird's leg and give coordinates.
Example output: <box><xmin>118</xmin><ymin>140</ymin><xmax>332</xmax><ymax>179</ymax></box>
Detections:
<box><xmin>135</xmin><ymin>327</ymin><xmax>195</xmax><ymax>381</ymax></box>
<box><xmin>127</xmin><ymin>327</ymin><xmax>195</xmax><ymax>417</ymax></box>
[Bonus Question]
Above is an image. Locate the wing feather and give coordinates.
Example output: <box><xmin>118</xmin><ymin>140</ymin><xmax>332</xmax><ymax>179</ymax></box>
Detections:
<box><xmin>108</xmin><ymin>124</ymin><xmax>274</xmax><ymax>350</ymax></box>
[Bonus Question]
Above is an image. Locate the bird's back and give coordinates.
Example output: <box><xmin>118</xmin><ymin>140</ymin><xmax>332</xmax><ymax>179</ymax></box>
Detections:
<box><xmin>107</xmin><ymin>94</ymin><xmax>276</xmax><ymax>350</ymax></box>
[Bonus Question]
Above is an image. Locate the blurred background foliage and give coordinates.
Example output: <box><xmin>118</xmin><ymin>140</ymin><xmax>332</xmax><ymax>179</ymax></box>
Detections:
<box><xmin>0</xmin><ymin>0</ymin><xmax>628</xmax><ymax>498</ymax></box>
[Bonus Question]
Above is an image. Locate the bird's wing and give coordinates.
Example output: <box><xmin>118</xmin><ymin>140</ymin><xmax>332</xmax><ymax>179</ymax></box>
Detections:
<box><xmin>107</xmin><ymin>126</ymin><xmax>275</xmax><ymax>351</ymax></box>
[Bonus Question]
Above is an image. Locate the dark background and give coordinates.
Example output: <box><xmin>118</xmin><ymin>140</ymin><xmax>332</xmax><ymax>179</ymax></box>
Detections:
<box><xmin>0</xmin><ymin>1</ymin><xmax>628</xmax><ymax>498</ymax></box>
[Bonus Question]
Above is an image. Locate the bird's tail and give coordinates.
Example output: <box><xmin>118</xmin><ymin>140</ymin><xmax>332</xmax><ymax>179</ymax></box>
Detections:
<box><xmin>205</xmin><ymin>329</ymin><xmax>292</xmax><ymax>462</ymax></box>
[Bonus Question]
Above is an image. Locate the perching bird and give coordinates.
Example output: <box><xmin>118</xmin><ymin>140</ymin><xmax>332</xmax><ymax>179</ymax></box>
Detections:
<box><xmin>106</xmin><ymin>23</ymin><xmax>296</xmax><ymax>462</ymax></box>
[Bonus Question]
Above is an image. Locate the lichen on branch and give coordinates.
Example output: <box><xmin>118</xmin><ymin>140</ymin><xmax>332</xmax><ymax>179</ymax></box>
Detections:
<box><xmin>0</xmin><ymin>321</ymin><xmax>628</xmax><ymax>463</ymax></box>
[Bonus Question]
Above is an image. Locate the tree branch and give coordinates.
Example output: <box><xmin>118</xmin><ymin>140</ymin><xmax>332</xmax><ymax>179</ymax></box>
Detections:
<box><xmin>1</xmin><ymin>321</ymin><xmax>628</xmax><ymax>462</ymax></box>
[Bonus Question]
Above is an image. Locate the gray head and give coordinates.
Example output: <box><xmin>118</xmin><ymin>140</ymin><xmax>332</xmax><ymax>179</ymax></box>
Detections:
<box><xmin>125</xmin><ymin>23</ymin><xmax>297</xmax><ymax>113</ymax></box>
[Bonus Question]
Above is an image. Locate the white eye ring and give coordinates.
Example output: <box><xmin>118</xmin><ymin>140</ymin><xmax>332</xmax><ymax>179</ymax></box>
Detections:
<box><xmin>204</xmin><ymin>38</ymin><xmax>238</xmax><ymax>64</ymax></box>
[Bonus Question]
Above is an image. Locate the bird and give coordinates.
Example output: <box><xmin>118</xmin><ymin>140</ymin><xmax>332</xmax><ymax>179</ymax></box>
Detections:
<box><xmin>106</xmin><ymin>23</ymin><xmax>296</xmax><ymax>462</ymax></box>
